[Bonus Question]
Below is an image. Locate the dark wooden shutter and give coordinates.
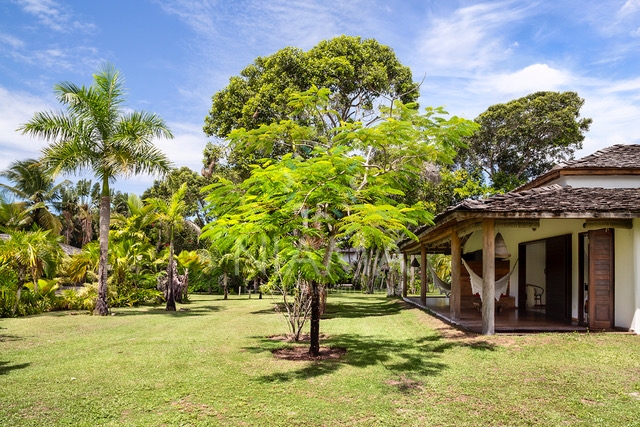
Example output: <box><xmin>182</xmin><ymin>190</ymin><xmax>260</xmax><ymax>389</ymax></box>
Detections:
<box><xmin>588</xmin><ymin>229</ymin><xmax>615</xmax><ymax>330</ymax></box>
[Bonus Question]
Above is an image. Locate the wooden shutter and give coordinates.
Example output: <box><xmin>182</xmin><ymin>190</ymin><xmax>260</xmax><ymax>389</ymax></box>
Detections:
<box><xmin>588</xmin><ymin>229</ymin><xmax>615</xmax><ymax>330</ymax></box>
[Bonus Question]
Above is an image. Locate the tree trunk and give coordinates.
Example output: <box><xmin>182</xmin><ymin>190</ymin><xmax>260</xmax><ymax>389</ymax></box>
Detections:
<box><xmin>11</xmin><ymin>268</ymin><xmax>25</xmax><ymax>317</ymax></box>
<box><xmin>367</xmin><ymin>248</ymin><xmax>381</xmax><ymax>294</ymax></box>
<box><xmin>182</xmin><ymin>267</ymin><xmax>189</xmax><ymax>302</ymax></box>
<box><xmin>165</xmin><ymin>240</ymin><xmax>176</xmax><ymax>311</ymax></box>
<box><xmin>352</xmin><ymin>249</ymin><xmax>364</xmax><ymax>286</ymax></box>
<box><xmin>309</xmin><ymin>280</ymin><xmax>320</xmax><ymax>357</ymax></box>
<box><xmin>223</xmin><ymin>272</ymin><xmax>228</xmax><ymax>300</ymax></box>
<box><xmin>94</xmin><ymin>193</ymin><xmax>110</xmax><ymax>316</ymax></box>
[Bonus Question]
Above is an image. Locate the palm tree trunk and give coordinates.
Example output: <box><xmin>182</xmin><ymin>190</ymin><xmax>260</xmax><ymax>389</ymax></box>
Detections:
<box><xmin>166</xmin><ymin>240</ymin><xmax>176</xmax><ymax>311</ymax></box>
<box><xmin>94</xmin><ymin>193</ymin><xmax>110</xmax><ymax>316</ymax></box>
<box><xmin>11</xmin><ymin>268</ymin><xmax>26</xmax><ymax>317</ymax></box>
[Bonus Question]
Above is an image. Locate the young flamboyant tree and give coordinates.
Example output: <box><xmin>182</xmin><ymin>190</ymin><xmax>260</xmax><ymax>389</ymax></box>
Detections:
<box><xmin>19</xmin><ymin>64</ymin><xmax>173</xmax><ymax>315</ymax></box>
<box><xmin>202</xmin><ymin>87</ymin><xmax>476</xmax><ymax>356</ymax></box>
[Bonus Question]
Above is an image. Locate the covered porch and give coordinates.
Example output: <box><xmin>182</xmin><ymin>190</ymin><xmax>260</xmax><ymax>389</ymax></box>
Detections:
<box><xmin>404</xmin><ymin>295</ymin><xmax>587</xmax><ymax>334</ymax></box>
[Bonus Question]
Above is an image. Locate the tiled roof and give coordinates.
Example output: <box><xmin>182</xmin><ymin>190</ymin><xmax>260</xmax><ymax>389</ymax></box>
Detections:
<box><xmin>436</xmin><ymin>185</ymin><xmax>640</xmax><ymax>220</ymax></box>
<box><xmin>557</xmin><ymin>144</ymin><xmax>640</xmax><ymax>169</ymax></box>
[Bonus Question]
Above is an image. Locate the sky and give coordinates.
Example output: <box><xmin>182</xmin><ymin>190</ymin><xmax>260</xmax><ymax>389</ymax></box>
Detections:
<box><xmin>1</xmin><ymin>0</ymin><xmax>639</xmax><ymax>196</ymax></box>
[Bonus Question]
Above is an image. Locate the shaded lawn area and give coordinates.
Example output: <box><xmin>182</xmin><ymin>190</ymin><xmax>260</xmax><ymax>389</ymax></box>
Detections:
<box><xmin>1</xmin><ymin>293</ymin><xmax>640</xmax><ymax>426</ymax></box>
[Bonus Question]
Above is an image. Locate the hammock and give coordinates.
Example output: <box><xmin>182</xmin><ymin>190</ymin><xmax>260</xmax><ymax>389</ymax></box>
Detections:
<box><xmin>461</xmin><ymin>259</ymin><xmax>518</xmax><ymax>302</ymax></box>
<box><xmin>427</xmin><ymin>262</ymin><xmax>451</xmax><ymax>297</ymax></box>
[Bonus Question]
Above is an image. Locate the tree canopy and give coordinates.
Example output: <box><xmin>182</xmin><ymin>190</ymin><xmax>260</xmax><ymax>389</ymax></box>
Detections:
<box><xmin>201</xmin><ymin>87</ymin><xmax>476</xmax><ymax>355</ymax></box>
<box><xmin>456</xmin><ymin>91</ymin><xmax>592</xmax><ymax>192</ymax></box>
<box><xmin>204</xmin><ymin>36</ymin><xmax>419</xmax><ymax>175</ymax></box>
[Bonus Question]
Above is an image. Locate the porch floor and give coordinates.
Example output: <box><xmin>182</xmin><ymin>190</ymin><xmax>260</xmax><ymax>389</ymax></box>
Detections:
<box><xmin>405</xmin><ymin>296</ymin><xmax>588</xmax><ymax>334</ymax></box>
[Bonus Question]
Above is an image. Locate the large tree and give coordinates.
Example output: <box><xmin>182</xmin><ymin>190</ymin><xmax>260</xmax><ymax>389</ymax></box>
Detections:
<box><xmin>204</xmin><ymin>35</ymin><xmax>419</xmax><ymax>176</ymax></box>
<box><xmin>19</xmin><ymin>64</ymin><xmax>173</xmax><ymax>315</ymax></box>
<box><xmin>457</xmin><ymin>91</ymin><xmax>592</xmax><ymax>192</ymax></box>
<box><xmin>202</xmin><ymin>87</ymin><xmax>476</xmax><ymax>356</ymax></box>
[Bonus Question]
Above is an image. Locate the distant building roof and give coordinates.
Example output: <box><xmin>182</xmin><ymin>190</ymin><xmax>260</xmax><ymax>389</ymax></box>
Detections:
<box><xmin>518</xmin><ymin>144</ymin><xmax>640</xmax><ymax>190</ymax></box>
<box><xmin>436</xmin><ymin>185</ymin><xmax>640</xmax><ymax>220</ymax></box>
<box><xmin>0</xmin><ymin>233</ymin><xmax>81</xmax><ymax>255</ymax></box>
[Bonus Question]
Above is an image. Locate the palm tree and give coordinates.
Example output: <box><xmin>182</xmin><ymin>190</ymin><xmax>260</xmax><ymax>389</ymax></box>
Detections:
<box><xmin>0</xmin><ymin>158</ymin><xmax>66</xmax><ymax>233</ymax></box>
<box><xmin>57</xmin><ymin>179</ymin><xmax>100</xmax><ymax>247</ymax></box>
<box><xmin>18</xmin><ymin>64</ymin><xmax>173</xmax><ymax>315</ymax></box>
<box><xmin>0</xmin><ymin>229</ymin><xmax>63</xmax><ymax>316</ymax></box>
<box><xmin>148</xmin><ymin>183</ymin><xmax>187</xmax><ymax>311</ymax></box>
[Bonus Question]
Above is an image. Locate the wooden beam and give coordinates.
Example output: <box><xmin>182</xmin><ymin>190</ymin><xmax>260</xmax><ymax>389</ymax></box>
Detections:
<box><xmin>420</xmin><ymin>244</ymin><xmax>427</xmax><ymax>306</ymax></box>
<box><xmin>482</xmin><ymin>219</ymin><xmax>495</xmax><ymax>335</ymax></box>
<box><xmin>450</xmin><ymin>230</ymin><xmax>461</xmax><ymax>321</ymax></box>
<box><xmin>583</xmin><ymin>219</ymin><xmax>633</xmax><ymax>229</ymax></box>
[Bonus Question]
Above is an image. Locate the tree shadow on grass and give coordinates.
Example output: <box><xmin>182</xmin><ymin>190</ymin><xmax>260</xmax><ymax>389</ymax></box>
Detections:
<box><xmin>249</xmin><ymin>332</ymin><xmax>497</xmax><ymax>385</ymax></box>
<box><xmin>112</xmin><ymin>304</ymin><xmax>225</xmax><ymax>317</ymax></box>
<box><xmin>0</xmin><ymin>360</ymin><xmax>31</xmax><ymax>375</ymax></box>
<box><xmin>322</xmin><ymin>297</ymin><xmax>407</xmax><ymax>320</ymax></box>
<box><xmin>0</xmin><ymin>333</ymin><xmax>22</xmax><ymax>342</ymax></box>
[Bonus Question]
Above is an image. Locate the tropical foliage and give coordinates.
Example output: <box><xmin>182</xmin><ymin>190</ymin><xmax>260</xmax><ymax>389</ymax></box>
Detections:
<box><xmin>18</xmin><ymin>63</ymin><xmax>173</xmax><ymax>315</ymax></box>
<box><xmin>201</xmin><ymin>87</ymin><xmax>477</xmax><ymax>355</ymax></box>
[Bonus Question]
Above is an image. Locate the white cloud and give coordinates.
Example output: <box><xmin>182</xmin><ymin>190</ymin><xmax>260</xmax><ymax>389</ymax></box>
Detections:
<box><xmin>154</xmin><ymin>121</ymin><xmax>208</xmax><ymax>173</ymax></box>
<box><xmin>415</xmin><ymin>1</ymin><xmax>531</xmax><ymax>75</ymax></box>
<box><xmin>478</xmin><ymin>64</ymin><xmax>572</xmax><ymax>95</ymax></box>
<box><xmin>14</xmin><ymin>0</ymin><xmax>95</xmax><ymax>33</ymax></box>
<box><xmin>620</xmin><ymin>0</ymin><xmax>640</xmax><ymax>15</ymax></box>
<box><xmin>0</xmin><ymin>85</ymin><xmax>53</xmax><ymax>171</ymax></box>
<box><xmin>0</xmin><ymin>33</ymin><xmax>25</xmax><ymax>50</ymax></box>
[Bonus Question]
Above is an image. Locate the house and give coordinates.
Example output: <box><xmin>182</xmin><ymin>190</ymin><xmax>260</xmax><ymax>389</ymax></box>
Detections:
<box><xmin>399</xmin><ymin>144</ymin><xmax>640</xmax><ymax>335</ymax></box>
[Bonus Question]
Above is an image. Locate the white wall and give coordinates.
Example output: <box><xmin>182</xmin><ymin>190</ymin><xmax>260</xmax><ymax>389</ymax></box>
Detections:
<box><xmin>615</xmin><ymin>227</ymin><xmax>635</xmax><ymax>329</ymax></box>
<box><xmin>552</xmin><ymin>175</ymin><xmax>640</xmax><ymax>189</ymax></box>
<box><xmin>525</xmin><ymin>242</ymin><xmax>545</xmax><ymax>306</ymax></box>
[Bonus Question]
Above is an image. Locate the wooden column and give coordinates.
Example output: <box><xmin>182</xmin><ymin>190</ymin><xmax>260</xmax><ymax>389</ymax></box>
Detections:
<box><xmin>482</xmin><ymin>219</ymin><xmax>495</xmax><ymax>335</ymax></box>
<box><xmin>420</xmin><ymin>244</ymin><xmax>427</xmax><ymax>306</ymax></box>
<box><xmin>402</xmin><ymin>253</ymin><xmax>408</xmax><ymax>298</ymax></box>
<box><xmin>450</xmin><ymin>231</ymin><xmax>461</xmax><ymax>321</ymax></box>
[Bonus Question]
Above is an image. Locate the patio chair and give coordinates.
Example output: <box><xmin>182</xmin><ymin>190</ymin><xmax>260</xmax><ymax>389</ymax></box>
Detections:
<box><xmin>526</xmin><ymin>284</ymin><xmax>544</xmax><ymax>307</ymax></box>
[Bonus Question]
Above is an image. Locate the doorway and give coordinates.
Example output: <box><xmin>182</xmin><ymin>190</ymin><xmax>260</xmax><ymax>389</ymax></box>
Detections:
<box><xmin>518</xmin><ymin>234</ymin><xmax>572</xmax><ymax>321</ymax></box>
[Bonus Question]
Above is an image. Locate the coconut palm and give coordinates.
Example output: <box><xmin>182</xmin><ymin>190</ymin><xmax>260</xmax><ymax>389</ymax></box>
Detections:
<box><xmin>0</xmin><ymin>158</ymin><xmax>66</xmax><ymax>233</ymax></box>
<box><xmin>18</xmin><ymin>64</ymin><xmax>173</xmax><ymax>315</ymax></box>
<box><xmin>147</xmin><ymin>183</ymin><xmax>187</xmax><ymax>311</ymax></box>
<box><xmin>57</xmin><ymin>179</ymin><xmax>100</xmax><ymax>247</ymax></box>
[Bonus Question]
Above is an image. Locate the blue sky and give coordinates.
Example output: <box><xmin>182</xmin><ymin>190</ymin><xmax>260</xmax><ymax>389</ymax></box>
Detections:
<box><xmin>1</xmin><ymin>0</ymin><xmax>639</xmax><ymax>196</ymax></box>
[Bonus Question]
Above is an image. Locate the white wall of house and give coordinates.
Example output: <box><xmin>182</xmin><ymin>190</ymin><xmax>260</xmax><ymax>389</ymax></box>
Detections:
<box><xmin>631</xmin><ymin>219</ymin><xmax>640</xmax><ymax>334</ymax></box>
<box><xmin>551</xmin><ymin>175</ymin><xmax>640</xmax><ymax>189</ymax></box>
<box><xmin>525</xmin><ymin>242</ymin><xmax>545</xmax><ymax>307</ymax></box>
<box><xmin>461</xmin><ymin>218</ymin><xmax>640</xmax><ymax>330</ymax></box>
<box><xmin>615</xmin><ymin>226</ymin><xmax>635</xmax><ymax>329</ymax></box>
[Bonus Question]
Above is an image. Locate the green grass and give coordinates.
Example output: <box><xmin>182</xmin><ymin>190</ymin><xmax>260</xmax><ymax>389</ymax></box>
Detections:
<box><xmin>1</xmin><ymin>293</ymin><xmax>640</xmax><ymax>426</ymax></box>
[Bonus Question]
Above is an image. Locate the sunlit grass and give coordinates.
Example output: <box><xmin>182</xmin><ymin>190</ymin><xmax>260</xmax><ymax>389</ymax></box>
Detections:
<box><xmin>1</xmin><ymin>293</ymin><xmax>639</xmax><ymax>426</ymax></box>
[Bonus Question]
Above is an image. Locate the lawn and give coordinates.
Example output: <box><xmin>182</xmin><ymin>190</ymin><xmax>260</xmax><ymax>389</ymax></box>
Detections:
<box><xmin>1</xmin><ymin>293</ymin><xmax>640</xmax><ymax>426</ymax></box>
